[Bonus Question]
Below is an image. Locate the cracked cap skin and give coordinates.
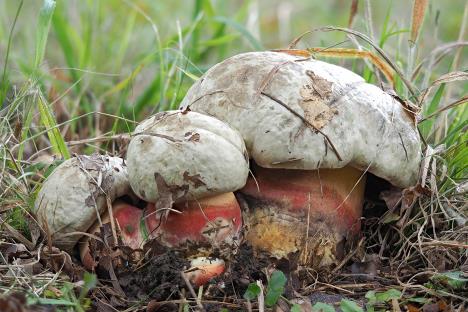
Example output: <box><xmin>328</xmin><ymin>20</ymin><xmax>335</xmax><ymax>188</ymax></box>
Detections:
<box><xmin>180</xmin><ymin>51</ymin><xmax>422</xmax><ymax>188</ymax></box>
<box><xmin>126</xmin><ymin>110</ymin><xmax>249</xmax><ymax>204</ymax></box>
<box><xmin>34</xmin><ymin>155</ymin><xmax>130</xmax><ymax>251</ymax></box>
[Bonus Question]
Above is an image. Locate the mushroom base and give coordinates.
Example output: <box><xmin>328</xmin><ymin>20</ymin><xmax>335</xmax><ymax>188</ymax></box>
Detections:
<box><xmin>238</xmin><ymin>165</ymin><xmax>366</xmax><ymax>267</ymax></box>
<box><xmin>79</xmin><ymin>192</ymin><xmax>242</xmax><ymax>285</ymax></box>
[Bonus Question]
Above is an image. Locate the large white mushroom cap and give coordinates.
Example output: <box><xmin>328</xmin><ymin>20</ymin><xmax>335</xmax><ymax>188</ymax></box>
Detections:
<box><xmin>180</xmin><ymin>51</ymin><xmax>422</xmax><ymax>187</ymax></box>
<box><xmin>126</xmin><ymin>110</ymin><xmax>249</xmax><ymax>203</ymax></box>
<box><xmin>34</xmin><ymin>154</ymin><xmax>130</xmax><ymax>251</ymax></box>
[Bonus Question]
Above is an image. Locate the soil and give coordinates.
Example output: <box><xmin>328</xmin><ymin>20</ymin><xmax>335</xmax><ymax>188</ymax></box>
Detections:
<box><xmin>118</xmin><ymin>249</ymin><xmax>190</xmax><ymax>301</ymax></box>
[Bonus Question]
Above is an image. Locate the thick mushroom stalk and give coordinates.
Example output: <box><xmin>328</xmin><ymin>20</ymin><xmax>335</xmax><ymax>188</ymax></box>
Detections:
<box><xmin>180</xmin><ymin>51</ymin><xmax>422</xmax><ymax>267</ymax></box>
<box><xmin>239</xmin><ymin>164</ymin><xmax>365</xmax><ymax>266</ymax></box>
<box><xmin>34</xmin><ymin>154</ymin><xmax>131</xmax><ymax>251</ymax></box>
<box><xmin>145</xmin><ymin>192</ymin><xmax>242</xmax><ymax>250</ymax></box>
<box><xmin>80</xmin><ymin>193</ymin><xmax>241</xmax><ymax>285</ymax></box>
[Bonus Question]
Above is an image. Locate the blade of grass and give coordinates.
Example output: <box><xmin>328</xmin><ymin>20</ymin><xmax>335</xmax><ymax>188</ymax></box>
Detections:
<box><xmin>347</xmin><ymin>0</ymin><xmax>359</xmax><ymax>28</ymax></box>
<box><xmin>37</xmin><ymin>92</ymin><xmax>70</xmax><ymax>159</ymax></box>
<box><xmin>51</xmin><ymin>4</ymin><xmax>81</xmax><ymax>88</ymax></box>
<box><xmin>420</xmin><ymin>95</ymin><xmax>467</xmax><ymax>123</ymax></box>
<box><xmin>79</xmin><ymin>0</ymin><xmax>95</xmax><ymax>69</ymax></box>
<box><xmin>418</xmin><ymin>71</ymin><xmax>468</xmax><ymax>106</ymax></box>
<box><xmin>410</xmin><ymin>0</ymin><xmax>429</xmax><ymax>44</ymax></box>
<box><xmin>176</xmin><ymin>66</ymin><xmax>200</xmax><ymax>81</ymax></box>
<box><xmin>200</xmin><ymin>33</ymin><xmax>239</xmax><ymax>47</ymax></box>
<box><xmin>33</xmin><ymin>0</ymin><xmax>70</xmax><ymax>159</ymax></box>
<box><xmin>379</xmin><ymin>0</ymin><xmax>392</xmax><ymax>47</ymax></box>
<box><xmin>123</xmin><ymin>0</ymin><xmax>166</xmax><ymax>110</ymax></box>
<box><xmin>190</xmin><ymin>0</ymin><xmax>204</xmax><ymax>61</ymax></box>
<box><xmin>293</xmin><ymin>27</ymin><xmax>418</xmax><ymax>99</ymax></box>
<box><xmin>100</xmin><ymin>63</ymin><xmax>144</xmax><ymax>99</ymax></box>
<box><xmin>16</xmin><ymin>96</ymin><xmax>34</xmax><ymax>162</ymax></box>
<box><xmin>419</xmin><ymin>84</ymin><xmax>445</xmax><ymax>138</ymax></box>
<box><xmin>436</xmin><ymin>2</ymin><xmax>468</xmax><ymax>142</ymax></box>
<box><xmin>214</xmin><ymin>16</ymin><xmax>264</xmax><ymax>50</ymax></box>
<box><xmin>34</xmin><ymin>0</ymin><xmax>56</xmax><ymax>72</ymax></box>
<box><xmin>115</xmin><ymin>10</ymin><xmax>137</xmax><ymax>69</ymax></box>
<box><xmin>449</xmin><ymin>102</ymin><xmax>468</xmax><ymax>138</ymax></box>
<box><xmin>0</xmin><ymin>0</ymin><xmax>23</xmax><ymax>108</ymax></box>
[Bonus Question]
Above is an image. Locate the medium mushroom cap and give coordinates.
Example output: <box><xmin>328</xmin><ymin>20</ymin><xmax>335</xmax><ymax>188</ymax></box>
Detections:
<box><xmin>34</xmin><ymin>154</ymin><xmax>130</xmax><ymax>251</ymax></box>
<box><xmin>180</xmin><ymin>51</ymin><xmax>421</xmax><ymax>187</ymax></box>
<box><xmin>127</xmin><ymin>110</ymin><xmax>249</xmax><ymax>203</ymax></box>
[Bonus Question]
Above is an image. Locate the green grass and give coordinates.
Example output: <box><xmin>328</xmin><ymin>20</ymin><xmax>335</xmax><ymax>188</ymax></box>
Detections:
<box><xmin>0</xmin><ymin>0</ymin><xmax>466</xmax><ymax>310</ymax></box>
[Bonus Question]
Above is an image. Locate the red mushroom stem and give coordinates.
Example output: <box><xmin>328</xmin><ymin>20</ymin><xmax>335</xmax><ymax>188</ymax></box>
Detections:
<box><xmin>80</xmin><ymin>193</ymin><xmax>241</xmax><ymax>285</ymax></box>
<box><xmin>239</xmin><ymin>163</ymin><xmax>366</xmax><ymax>267</ymax></box>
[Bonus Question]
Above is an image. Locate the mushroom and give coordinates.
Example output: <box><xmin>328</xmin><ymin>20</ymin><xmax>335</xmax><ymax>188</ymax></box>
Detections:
<box><xmin>122</xmin><ymin>110</ymin><xmax>249</xmax><ymax>282</ymax></box>
<box><xmin>126</xmin><ymin>110</ymin><xmax>249</xmax><ymax>204</ymax></box>
<box><xmin>35</xmin><ymin>110</ymin><xmax>249</xmax><ymax>285</ymax></box>
<box><xmin>179</xmin><ymin>51</ymin><xmax>422</xmax><ymax>266</ymax></box>
<box><xmin>34</xmin><ymin>154</ymin><xmax>131</xmax><ymax>252</ymax></box>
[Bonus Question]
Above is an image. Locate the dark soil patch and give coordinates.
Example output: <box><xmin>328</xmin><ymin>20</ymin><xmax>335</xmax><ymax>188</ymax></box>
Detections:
<box><xmin>118</xmin><ymin>249</ymin><xmax>190</xmax><ymax>301</ymax></box>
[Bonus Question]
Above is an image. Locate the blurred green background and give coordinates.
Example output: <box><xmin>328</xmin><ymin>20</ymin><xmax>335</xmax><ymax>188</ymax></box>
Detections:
<box><xmin>0</xmin><ymin>0</ymin><xmax>466</xmax><ymax>150</ymax></box>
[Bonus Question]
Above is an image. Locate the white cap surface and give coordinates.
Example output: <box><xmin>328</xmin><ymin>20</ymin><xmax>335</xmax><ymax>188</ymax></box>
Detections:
<box><xmin>34</xmin><ymin>155</ymin><xmax>130</xmax><ymax>250</ymax></box>
<box><xmin>127</xmin><ymin>110</ymin><xmax>249</xmax><ymax>203</ymax></box>
<box><xmin>180</xmin><ymin>51</ymin><xmax>421</xmax><ymax>187</ymax></box>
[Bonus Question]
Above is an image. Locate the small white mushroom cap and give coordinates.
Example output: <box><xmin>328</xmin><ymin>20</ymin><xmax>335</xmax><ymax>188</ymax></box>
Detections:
<box><xmin>34</xmin><ymin>154</ymin><xmax>130</xmax><ymax>251</ymax></box>
<box><xmin>126</xmin><ymin>110</ymin><xmax>249</xmax><ymax>203</ymax></box>
<box><xmin>180</xmin><ymin>51</ymin><xmax>422</xmax><ymax>187</ymax></box>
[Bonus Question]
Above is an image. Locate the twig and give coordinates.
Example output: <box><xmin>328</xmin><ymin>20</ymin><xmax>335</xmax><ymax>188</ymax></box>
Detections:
<box><xmin>180</xmin><ymin>271</ymin><xmax>205</xmax><ymax>311</ymax></box>
<box><xmin>260</xmin><ymin>92</ymin><xmax>343</xmax><ymax>161</ymax></box>
<box><xmin>418</xmin><ymin>95</ymin><xmax>468</xmax><ymax>122</ymax></box>
<box><xmin>0</xmin><ymin>218</ymin><xmax>35</xmax><ymax>250</ymax></box>
<box><xmin>290</xmin><ymin>27</ymin><xmax>418</xmax><ymax>99</ymax></box>
<box><xmin>331</xmin><ymin>237</ymin><xmax>365</xmax><ymax>274</ymax></box>
<box><xmin>257</xmin><ymin>280</ymin><xmax>265</xmax><ymax>312</ymax></box>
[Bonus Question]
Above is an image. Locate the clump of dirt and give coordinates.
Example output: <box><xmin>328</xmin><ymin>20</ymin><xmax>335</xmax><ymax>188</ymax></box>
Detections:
<box><xmin>206</xmin><ymin>242</ymin><xmax>299</xmax><ymax>299</ymax></box>
<box><xmin>226</xmin><ymin>243</ymin><xmax>269</xmax><ymax>286</ymax></box>
<box><xmin>118</xmin><ymin>249</ymin><xmax>190</xmax><ymax>301</ymax></box>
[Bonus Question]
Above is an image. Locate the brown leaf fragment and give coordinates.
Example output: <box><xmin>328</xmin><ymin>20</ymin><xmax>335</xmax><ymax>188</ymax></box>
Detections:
<box><xmin>26</xmin><ymin>216</ymin><xmax>41</xmax><ymax>247</ymax></box>
<box><xmin>154</xmin><ymin>174</ymin><xmax>175</xmax><ymax>213</ymax></box>
<box><xmin>350</xmin><ymin>254</ymin><xmax>380</xmax><ymax>277</ymax></box>
<box><xmin>184</xmin><ymin>131</ymin><xmax>200</xmax><ymax>142</ymax></box>
<box><xmin>380</xmin><ymin>187</ymin><xmax>403</xmax><ymax>210</ymax></box>
<box><xmin>10</xmin><ymin>258</ymin><xmax>42</xmax><ymax>275</ymax></box>
<box><xmin>40</xmin><ymin>246</ymin><xmax>79</xmax><ymax>280</ymax></box>
<box><xmin>300</xmin><ymin>70</ymin><xmax>336</xmax><ymax>129</ymax></box>
<box><xmin>147</xmin><ymin>300</ymin><xmax>178</xmax><ymax>312</ymax></box>
<box><xmin>406</xmin><ymin>303</ymin><xmax>420</xmax><ymax>312</ymax></box>
<box><xmin>183</xmin><ymin>171</ymin><xmax>206</xmax><ymax>188</ymax></box>
<box><xmin>76</xmin><ymin>153</ymin><xmax>105</xmax><ymax>171</ymax></box>
<box><xmin>154</xmin><ymin>173</ymin><xmax>189</xmax><ymax>219</ymax></box>
<box><xmin>305</xmin><ymin>70</ymin><xmax>333</xmax><ymax>99</ymax></box>
<box><xmin>422</xmin><ymin>302</ymin><xmax>441</xmax><ymax>312</ymax></box>
<box><xmin>385</xmin><ymin>89</ymin><xmax>419</xmax><ymax>124</ymax></box>
<box><xmin>0</xmin><ymin>292</ymin><xmax>27</xmax><ymax>312</ymax></box>
<box><xmin>0</xmin><ymin>221</ymin><xmax>35</xmax><ymax>250</ymax></box>
<box><xmin>0</xmin><ymin>243</ymin><xmax>29</xmax><ymax>261</ymax></box>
